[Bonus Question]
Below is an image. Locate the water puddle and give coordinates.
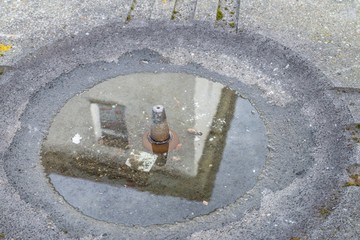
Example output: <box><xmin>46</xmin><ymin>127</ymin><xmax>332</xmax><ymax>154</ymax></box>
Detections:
<box><xmin>41</xmin><ymin>73</ymin><xmax>267</xmax><ymax>225</ymax></box>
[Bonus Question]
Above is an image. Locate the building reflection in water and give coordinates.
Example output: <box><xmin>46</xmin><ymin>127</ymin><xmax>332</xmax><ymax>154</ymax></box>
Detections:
<box><xmin>90</xmin><ymin>101</ymin><xmax>129</xmax><ymax>149</ymax></box>
<box><xmin>41</xmin><ymin>73</ymin><xmax>267</xmax><ymax>225</ymax></box>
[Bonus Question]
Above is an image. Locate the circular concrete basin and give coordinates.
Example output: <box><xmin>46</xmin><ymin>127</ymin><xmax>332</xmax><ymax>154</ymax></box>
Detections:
<box><xmin>0</xmin><ymin>22</ymin><xmax>352</xmax><ymax>239</ymax></box>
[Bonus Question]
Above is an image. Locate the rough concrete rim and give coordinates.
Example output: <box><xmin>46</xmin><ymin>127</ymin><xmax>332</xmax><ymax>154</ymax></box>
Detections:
<box><xmin>0</xmin><ymin>21</ymin><xmax>354</xmax><ymax>239</ymax></box>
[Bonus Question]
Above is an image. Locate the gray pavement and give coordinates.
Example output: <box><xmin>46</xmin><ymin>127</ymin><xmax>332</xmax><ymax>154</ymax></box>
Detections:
<box><xmin>0</xmin><ymin>0</ymin><xmax>358</xmax><ymax>87</ymax></box>
<box><xmin>0</xmin><ymin>0</ymin><xmax>359</xmax><ymax>239</ymax></box>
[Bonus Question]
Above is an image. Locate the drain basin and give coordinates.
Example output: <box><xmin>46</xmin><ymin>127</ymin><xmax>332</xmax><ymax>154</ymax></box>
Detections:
<box><xmin>41</xmin><ymin>73</ymin><xmax>267</xmax><ymax>225</ymax></box>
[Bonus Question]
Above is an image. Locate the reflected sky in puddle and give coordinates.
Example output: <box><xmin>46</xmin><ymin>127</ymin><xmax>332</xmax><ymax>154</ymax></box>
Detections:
<box><xmin>41</xmin><ymin>73</ymin><xmax>267</xmax><ymax>225</ymax></box>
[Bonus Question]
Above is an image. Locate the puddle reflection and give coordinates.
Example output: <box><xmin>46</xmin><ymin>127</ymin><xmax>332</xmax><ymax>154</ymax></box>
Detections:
<box><xmin>41</xmin><ymin>73</ymin><xmax>267</xmax><ymax>225</ymax></box>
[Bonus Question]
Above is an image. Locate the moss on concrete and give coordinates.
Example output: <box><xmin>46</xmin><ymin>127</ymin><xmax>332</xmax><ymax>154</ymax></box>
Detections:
<box><xmin>216</xmin><ymin>6</ymin><xmax>224</xmax><ymax>21</ymax></box>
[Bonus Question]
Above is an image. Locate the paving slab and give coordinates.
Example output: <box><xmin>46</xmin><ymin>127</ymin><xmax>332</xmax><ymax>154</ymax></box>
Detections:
<box><xmin>194</xmin><ymin>0</ymin><xmax>218</xmax><ymax>22</ymax></box>
<box><xmin>127</xmin><ymin>0</ymin><xmax>155</xmax><ymax>22</ymax></box>
<box><xmin>0</xmin><ymin>0</ymin><xmax>132</xmax><ymax>65</ymax></box>
<box><xmin>151</xmin><ymin>0</ymin><xmax>176</xmax><ymax>20</ymax></box>
<box><xmin>238</xmin><ymin>0</ymin><xmax>360</xmax><ymax>88</ymax></box>
<box><xmin>215</xmin><ymin>0</ymin><xmax>240</xmax><ymax>33</ymax></box>
<box><xmin>171</xmin><ymin>0</ymin><xmax>197</xmax><ymax>21</ymax></box>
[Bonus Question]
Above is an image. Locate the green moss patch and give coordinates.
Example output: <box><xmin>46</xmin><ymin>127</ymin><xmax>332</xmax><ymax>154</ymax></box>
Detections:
<box><xmin>216</xmin><ymin>6</ymin><xmax>224</xmax><ymax>21</ymax></box>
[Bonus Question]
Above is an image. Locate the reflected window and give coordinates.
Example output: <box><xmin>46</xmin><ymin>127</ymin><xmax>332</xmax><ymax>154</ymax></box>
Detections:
<box><xmin>90</xmin><ymin>101</ymin><xmax>129</xmax><ymax>149</ymax></box>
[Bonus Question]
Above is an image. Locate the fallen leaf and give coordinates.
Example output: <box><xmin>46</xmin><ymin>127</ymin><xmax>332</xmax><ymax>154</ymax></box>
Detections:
<box><xmin>0</xmin><ymin>44</ymin><xmax>12</xmax><ymax>52</ymax></box>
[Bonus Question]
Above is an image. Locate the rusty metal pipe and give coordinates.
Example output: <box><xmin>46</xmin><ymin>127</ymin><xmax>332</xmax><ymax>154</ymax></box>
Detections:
<box><xmin>143</xmin><ymin>105</ymin><xmax>180</xmax><ymax>155</ymax></box>
<box><xmin>150</xmin><ymin>105</ymin><xmax>170</xmax><ymax>143</ymax></box>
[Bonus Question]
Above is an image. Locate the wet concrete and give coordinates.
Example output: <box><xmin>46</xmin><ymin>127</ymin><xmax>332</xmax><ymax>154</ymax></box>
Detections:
<box><xmin>0</xmin><ymin>22</ymin><xmax>353</xmax><ymax>239</ymax></box>
<box><xmin>0</xmin><ymin>0</ymin><xmax>360</xmax><ymax>239</ymax></box>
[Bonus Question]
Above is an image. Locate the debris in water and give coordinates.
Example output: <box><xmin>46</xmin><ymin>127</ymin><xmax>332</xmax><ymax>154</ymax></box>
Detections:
<box><xmin>72</xmin><ymin>134</ymin><xmax>82</xmax><ymax>144</ymax></box>
<box><xmin>125</xmin><ymin>150</ymin><xmax>157</xmax><ymax>172</ymax></box>
<box><xmin>172</xmin><ymin>156</ymin><xmax>181</xmax><ymax>161</ymax></box>
<box><xmin>175</xmin><ymin>143</ymin><xmax>182</xmax><ymax>150</ymax></box>
<box><xmin>174</xmin><ymin>97</ymin><xmax>181</xmax><ymax>107</ymax></box>
<box><xmin>202</xmin><ymin>200</ymin><xmax>208</xmax><ymax>206</ymax></box>
<box><xmin>187</xmin><ymin>128</ymin><xmax>203</xmax><ymax>136</ymax></box>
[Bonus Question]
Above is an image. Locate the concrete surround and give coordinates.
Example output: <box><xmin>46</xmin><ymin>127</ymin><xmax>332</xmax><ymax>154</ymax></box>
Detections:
<box><xmin>0</xmin><ymin>1</ymin><xmax>359</xmax><ymax>239</ymax></box>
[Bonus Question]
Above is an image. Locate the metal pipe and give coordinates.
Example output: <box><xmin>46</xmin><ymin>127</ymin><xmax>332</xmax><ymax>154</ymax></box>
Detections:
<box><xmin>150</xmin><ymin>105</ymin><xmax>170</xmax><ymax>143</ymax></box>
<box><xmin>143</xmin><ymin>105</ymin><xmax>180</xmax><ymax>155</ymax></box>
